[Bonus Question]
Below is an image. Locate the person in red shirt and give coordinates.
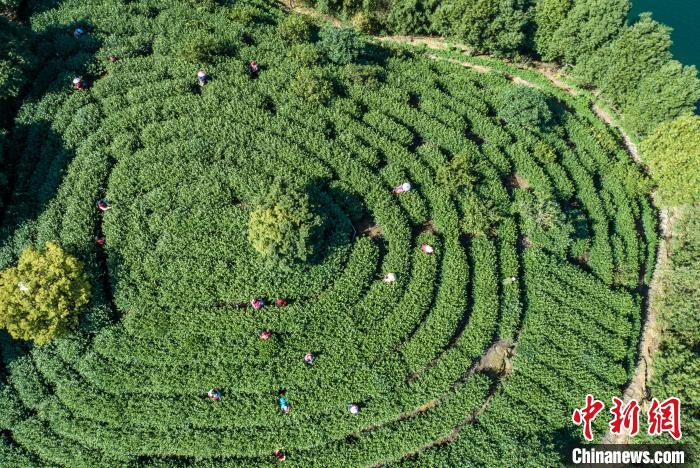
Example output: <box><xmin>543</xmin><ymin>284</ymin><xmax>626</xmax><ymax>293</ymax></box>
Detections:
<box><xmin>275</xmin><ymin>298</ymin><xmax>287</xmax><ymax>307</ymax></box>
<box><xmin>274</xmin><ymin>450</ymin><xmax>286</xmax><ymax>462</ymax></box>
<box><xmin>251</xmin><ymin>298</ymin><xmax>264</xmax><ymax>310</ymax></box>
<box><xmin>97</xmin><ymin>199</ymin><xmax>111</xmax><ymax>211</ymax></box>
<box><xmin>260</xmin><ymin>330</ymin><xmax>272</xmax><ymax>341</ymax></box>
<box><xmin>73</xmin><ymin>77</ymin><xmax>86</xmax><ymax>90</ymax></box>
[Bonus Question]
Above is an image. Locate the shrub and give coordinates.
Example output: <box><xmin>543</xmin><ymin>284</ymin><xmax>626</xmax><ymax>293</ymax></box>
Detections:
<box><xmin>497</xmin><ymin>86</ymin><xmax>553</xmax><ymax>130</ymax></box>
<box><xmin>290</xmin><ymin>68</ymin><xmax>333</xmax><ymax>105</ymax></box>
<box><xmin>229</xmin><ymin>5</ymin><xmax>261</xmax><ymax>25</ymax></box>
<box><xmin>317</xmin><ymin>25</ymin><xmax>363</xmax><ymax>65</ymax></box>
<box><xmin>515</xmin><ymin>192</ymin><xmax>572</xmax><ymax>255</ymax></box>
<box><xmin>287</xmin><ymin>43</ymin><xmax>322</xmax><ymax>66</ymax></box>
<box><xmin>277</xmin><ymin>14</ymin><xmax>313</xmax><ymax>44</ymax></box>
<box><xmin>248</xmin><ymin>181</ymin><xmax>323</xmax><ymax>269</ymax></box>
<box><xmin>0</xmin><ymin>242</ymin><xmax>90</xmax><ymax>345</ymax></box>
<box><xmin>342</xmin><ymin>63</ymin><xmax>384</xmax><ymax>87</ymax></box>
<box><xmin>351</xmin><ymin>12</ymin><xmax>382</xmax><ymax>35</ymax></box>
<box><xmin>640</xmin><ymin>115</ymin><xmax>700</xmax><ymax>207</ymax></box>
<box><xmin>179</xmin><ymin>34</ymin><xmax>231</xmax><ymax>64</ymax></box>
<box><xmin>436</xmin><ymin>150</ymin><xmax>478</xmax><ymax>193</ymax></box>
<box><xmin>460</xmin><ymin>190</ymin><xmax>503</xmax><ymax>237</ymax></box>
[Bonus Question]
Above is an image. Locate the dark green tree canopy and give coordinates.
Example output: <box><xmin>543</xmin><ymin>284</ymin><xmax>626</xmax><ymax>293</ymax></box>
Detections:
<box><xmin>532</xmin><ymin>0</ymin><xmax>572</xmax><ymax>60</ymax></box>
<box><xmin>545</xmin><ymin>0</ymin><xmax>629</xmax><ymax>65</ymax></box>
<box><xmin>574</xmin><ymin>13</ymin><xmax>673</xmax><ymax>109</ymax></box>
<box><xmin>317</xmin><ymin>25</ymin><xmax>363</xmax><ymax>65</ymax></box>
<box><xmin>248</xmin><ymin>180</ymin><xmax>323</xmax><ymax>270</ymax></box>
<box><xmin>497</xmin><ymin>86</ymin><xmax>553</xmax><ymax>130</ymax></box>
<box><xmin>431</xmin><ymin>0</ymin><xmax>528</xmax><ymax>56</ymax></box>
<box><xmin>621</xmin><ymin>61</ymin><xmax>700</xmax><ymax>139</ymax></box>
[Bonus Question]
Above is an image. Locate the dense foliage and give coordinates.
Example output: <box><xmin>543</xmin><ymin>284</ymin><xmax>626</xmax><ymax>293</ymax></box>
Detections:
<box><xmin>497</xmin><ymin>85</ymin><xmax>553</xmax><ymax>130</ymax></box>
<box><xmin>0</xmin><ymin>242</ymin><xmax>89</xmax><ymax>345</ymax></box>
<box><xmin>640</xmin><ymin>115</ymin><xmax>700</xmax><ymax>207</ymax></box>
<box><xmin>0</xmin><ymin>16</ymin><xmax>35</xmax><ymax>213</ymax></box>
<box><xmin>248</xmin><ymin>181</ymin><xmax>323</xmax><ymax>269</ymax></box>
<box><xmin>304</xmin><ymin>0</ymin><xmax>699</xmax><ymax>140</ymax></box>
<box><xmin>431</xmin><ymin>0</ymin><xmax>528</xmax><ymax>56</ymax></box>
<box><xmin>0</xmin><ymin>0</ymin><xmax>662</xmax><ymax>465</ymax></box>
<box><xmin>645</xmin><ymin>207</ymin><xmax>700</xmax><ymax>455</ymax></box>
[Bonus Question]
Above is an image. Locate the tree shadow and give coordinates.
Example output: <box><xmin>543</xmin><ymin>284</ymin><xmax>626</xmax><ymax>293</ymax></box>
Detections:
<box><xmin>301</xmin><ymin>177</ymin><xmax>358</xmax><ymax>266</ymax></box>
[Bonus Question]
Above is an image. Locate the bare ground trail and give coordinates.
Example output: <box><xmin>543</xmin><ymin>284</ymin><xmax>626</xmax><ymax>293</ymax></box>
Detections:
<box><xmin>279</xmin><ymin>1</ymin><xmax>672</xmax><ymax>444</ymax></box>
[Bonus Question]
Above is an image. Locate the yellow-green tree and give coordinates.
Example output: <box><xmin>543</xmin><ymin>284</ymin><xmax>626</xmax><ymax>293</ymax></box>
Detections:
<box><xmin>0</xmin><ymin>242</ymin><xmax>90</xmax><ymax>345</ymax></box>
<box><xmin>640</xmin><ymin>115</ymin><xmax>700</xmax><ymax>207</ymax></box>
<box><xmin>248</xmin><ymin>181</ymin><xmax>322</xmax><ymax>270</ymax></box>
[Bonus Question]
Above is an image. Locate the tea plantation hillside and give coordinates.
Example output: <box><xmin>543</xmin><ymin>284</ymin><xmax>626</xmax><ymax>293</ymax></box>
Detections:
<box><xmin>0</xmin><ymin>0</ymin><xmax>658</xmax><ymax>465</ymax></box>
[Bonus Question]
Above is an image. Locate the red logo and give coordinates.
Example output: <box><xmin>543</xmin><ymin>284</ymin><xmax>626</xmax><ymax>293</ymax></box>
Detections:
<box><xmin>609</xmin><ymin>397</ymin><xmax>640</xmax><ymax>436</ymax></box>
<box><xmin>648</xmin><ymin>397</ymin><xmax>682</xmax><ymax>440</ymax></box>
<box><xmin>573</xmin><ymin>395</ymin><xmax>682</xmax><ymax>441</ymax></box>
<box><xmin>572</xmin><ymin>394</ymin><xmax>605</xmax><ymax>441</ymax></box>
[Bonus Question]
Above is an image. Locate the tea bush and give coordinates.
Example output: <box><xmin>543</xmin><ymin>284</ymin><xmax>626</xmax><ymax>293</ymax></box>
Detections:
<box><xmin>0</xmin><ymin>0</ymin><xmax>657</xmax><ymax>465</ymax></box>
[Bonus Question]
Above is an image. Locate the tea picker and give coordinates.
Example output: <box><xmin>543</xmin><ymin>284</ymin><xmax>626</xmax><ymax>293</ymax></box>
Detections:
<box><xmin>278</xmin><ymin>392</ymin><xmax>291</xmax><ymax>413</ymax></box>
<box><xmin>72</xmin><ymin>77</ymin><xmax>86</xmax><ymax>90</ymax></box>
<box><xmin>97</xmin><ymin>199</ymin><xmax>111</xmax><ymax>211</ymax></box>
<box><xmin>197</xmin><ymin>70</ymin><xmax>208</xmax><ymax>86</ymax></box>
<box><xmin>393</xmin><ymin>182</ymin><xmax>412</xmax><ymax>194</ymax></box>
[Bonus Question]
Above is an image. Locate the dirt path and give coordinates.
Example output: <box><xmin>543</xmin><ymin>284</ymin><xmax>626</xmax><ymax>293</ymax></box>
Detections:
<box><xmin>281</xmin><ymin>2</ymin><xmax>670</xmax><ymax>445</ymax></box>
<box><xmin>602</xmin><ymin>207</ymin><xmax>673</xmax><ymax>444</ymax></box>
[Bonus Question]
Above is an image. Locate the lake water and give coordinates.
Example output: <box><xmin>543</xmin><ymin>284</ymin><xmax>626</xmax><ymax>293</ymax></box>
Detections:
<box><xmin>629</xmin><ymin>0</ymin><xmax>699</xmax><ymax>70</ymax></box>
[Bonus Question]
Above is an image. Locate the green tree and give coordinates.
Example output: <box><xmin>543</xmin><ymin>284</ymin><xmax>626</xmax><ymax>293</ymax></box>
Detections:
<box><xmin>0</xmin><ymin>242</ymin><xmax>90</xmax><ymax>345</ymax></box>
<box><xmin>277</xmin><ymin>14</ymin><xmax>313</xmax><ymax>44</ymax></box>
<box><xmin>460</xmin><ymin>190</ymin><xmax>504</xmax><ymax>237</ymax></box>
<box><xmin>431</xmin><ymin>0</ymin><xmax>528</xmax><ymax>56</ymax></box>
<box><xmin>640</xmin><ymin>115</ymin><xmax>700</xmax><ymax>207</ymax></box>
<box><xmin>574</xmin><ymin>14</ymin><xmax>673</xmax><ymax>111</ymax></box>
<box><xmin>515</xmin><ymin>191</ymin><xmax>573</xmax><ymax>255</ymax></box>
<box><xmin>317</xmin><ymin>25</ymin><xmax>363</xmax><ymax>65</ymax></box>
<box><xmin>546</xmin><ymin>0</ymin><xmax>628</xmax><ymax>65</ymax></box>
<box><xmin>436</xmin><ymin>150</ymin><xmax>479</xmax><ymax>193</ymax></box>
<box><xmin>248</xmin><ymin>181</ymin><xmax>323</xmax><ymax>269</ymax></box>
<box><xmin>387</xmin><ymin>0</ymin><xmax>439</xmax><ymax>35</ymax></box>
<box><xmin>531</xmin><ymin>0</ymin><xmax>572</xmax><ymax>60</ymax></box>
<box><xmin>290</xmin><ymin>68</ymin><xmax>334</xmax><ymax>105</ymax></box>
<box><xmin>497</xmin><ymin>86</ymin><xmax>553</xmax><ymax>130</ymax></box>
<box><xmin>621</xmin><ymin>61</ymin><xmax>700</xmax><ymax>140</ymax></box>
